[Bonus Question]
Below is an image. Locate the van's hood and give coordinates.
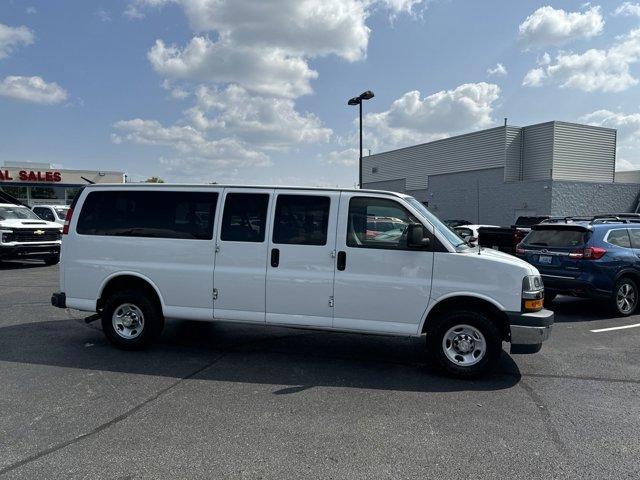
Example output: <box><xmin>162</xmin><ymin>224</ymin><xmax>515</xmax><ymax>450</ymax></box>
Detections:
<box><xmin>461</xmin><ymin>246</ymin><xmax>539</xmax><ymax>275</ymax></box>
<box><xmin>0</xmin><ymin>219</ymin><xmax>61</xmax><ymax>230</ymax></box>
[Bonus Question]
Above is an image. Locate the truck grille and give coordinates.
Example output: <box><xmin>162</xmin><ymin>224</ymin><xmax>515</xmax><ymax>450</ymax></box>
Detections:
<box><xmin>14</xmin><ymin>229</ymin><xmax>61</xmax><ymax>242</ymax></box>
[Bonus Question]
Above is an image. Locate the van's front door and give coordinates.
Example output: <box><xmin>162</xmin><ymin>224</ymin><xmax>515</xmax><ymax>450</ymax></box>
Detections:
<box><xmin>213</xmin><ymin>188</ymin><xmax>273</xmax><ymax>322</ymax></box>
<box><xmin>333</xmin><ymin>193</ymin><xmax>434</xmax><ymax>335</ymax></box>
<box><xmin>265</xmin><ymin>191</ymin><xmax>339</xmax><ymax>327</ymax></box>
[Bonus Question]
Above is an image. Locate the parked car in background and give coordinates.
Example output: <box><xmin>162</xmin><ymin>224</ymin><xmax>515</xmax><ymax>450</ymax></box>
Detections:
<box><xmin>0</xmin><ymin>194</ymin><xmax>62</xmax><ymax>265</ymax></box>
<box><xmin>453</xmin><ymin>224</ymin><xmax>499</xmax><ymax>246</ymax></box>
<box><xmin>516</xmin><ymin>214</ymin><xmax>640</xmax><ymax>316</ymax></box>
<box><xmin>478</xmin><ymin>216</ymin><xmax>550</xmax><ymax>255</ymax></box>
<box><xmin>51</xmin><ymin>184</ymin><xmax>553</xmax><ymax>377</ymax></box>
<box><xmin>32</xmin><ymin>205</ymin><xmax>70</xmax><ymax>225</ymax></box>
<box><xmin>444</xmin><ymin>219</ymin><xmax>473</xmax><ymax>228</ymax></box>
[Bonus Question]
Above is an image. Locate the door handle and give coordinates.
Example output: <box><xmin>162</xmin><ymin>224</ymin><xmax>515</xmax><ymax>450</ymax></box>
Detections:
<box><xmin>337</xmin><ymin>251</ymin><xmax>346</xmax><ymax>271</ymax></box>
<box><xmin>271</xmin><ymin>248</ymin><xmax>280</xmax><ymax>268</ymax></box>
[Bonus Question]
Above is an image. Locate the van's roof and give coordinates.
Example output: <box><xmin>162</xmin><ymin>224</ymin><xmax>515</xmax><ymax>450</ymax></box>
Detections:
<box><xmin>81</xmin><ymin>183</ymin><xmax>411</xmax><ymax>198</ymax></box>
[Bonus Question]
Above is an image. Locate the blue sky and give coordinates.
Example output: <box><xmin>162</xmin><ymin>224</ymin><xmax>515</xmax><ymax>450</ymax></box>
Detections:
<box><xmin>1</xmin><ymin>0</ymin><xmax>640</xmax><ymax>185</ymax></box>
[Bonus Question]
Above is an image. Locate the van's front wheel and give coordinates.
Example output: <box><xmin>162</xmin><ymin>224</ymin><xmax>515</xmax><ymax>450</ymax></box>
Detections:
<box><xmin>427</xmin><ymin>310</ymin><xmax>501</xmax><ymax>377</ymax></box>
<box><xmin>101</xmin><ymin>290</ymin><xmax>163</xmax><ymax>349</ymax></box>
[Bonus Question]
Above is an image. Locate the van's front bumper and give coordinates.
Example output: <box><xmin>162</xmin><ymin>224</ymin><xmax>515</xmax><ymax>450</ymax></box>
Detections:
<box><xmin>507</xmin><ymin>309</ymin><xmax>554</xmax><ymax>354</ymax></box>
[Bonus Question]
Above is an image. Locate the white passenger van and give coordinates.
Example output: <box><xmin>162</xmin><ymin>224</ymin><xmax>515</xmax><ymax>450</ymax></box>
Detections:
<box><xmin>51</xmin><ymin>185</ymin><xmax>553</xmax><ymax>376</ymax></box>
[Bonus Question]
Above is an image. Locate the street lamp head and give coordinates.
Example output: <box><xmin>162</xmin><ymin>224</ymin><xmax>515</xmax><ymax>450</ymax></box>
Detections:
<box><xmin>359</xmin><ymin>90</ymin><xmax>374</xmax><ymax>101</ymax></box>
<box><xmin>347</xmin><ymin>97</ymin><xmax>361</xmax><ymax>106</ymax></box>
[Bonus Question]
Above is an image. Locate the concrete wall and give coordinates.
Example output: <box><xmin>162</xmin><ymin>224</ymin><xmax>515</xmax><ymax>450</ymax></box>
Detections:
<box><xmin>362</xmin><ymin>178</ymin><xmax>406</xmax><ymax>193</ymax></box>
<box><xmin>615</xmin><ymin>170</ymin><xmax>640</xmax><ymax>183</ymax></box>
<box><xmin>425</xmin><ymin>167</ymin><xmax>552</xmax><ymax>226</ymax></box>
<box><xmin>551</xmin><ymin>181</ymin><xmax>640</xmax><ymax>216</ymax></box>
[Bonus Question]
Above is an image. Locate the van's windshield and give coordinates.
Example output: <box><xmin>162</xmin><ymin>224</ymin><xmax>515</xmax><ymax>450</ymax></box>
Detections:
<box><xmin>406</xmin><ymin>198</ymin><xmax>467</xmax><ymax>249</ymax></box>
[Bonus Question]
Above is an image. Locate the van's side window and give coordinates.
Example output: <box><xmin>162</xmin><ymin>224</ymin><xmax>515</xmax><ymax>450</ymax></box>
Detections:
<box><xmin>272</xmin><ymin>195</ymin><xmax>330</xmax><ymax>246</ymax></box>
<box><xmin>347</xmin><ymin>197</ymin><xmax>420</xmax><ymax>250</ymax></box>
<box><xmin>76</xmin><ymin>191</ymin><xmax>218</xmax><ymax>240</ymax></box>
<box><xmin>220</xmin><ymin>193</ymin><xmax>269</xmax><ymax>242</ymax></box>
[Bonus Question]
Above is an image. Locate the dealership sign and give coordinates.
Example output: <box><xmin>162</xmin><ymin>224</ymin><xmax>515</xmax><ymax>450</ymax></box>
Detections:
<box><xmin>0</xmin><ymin>170</ymin><xmax>62</xmax><ymax>182</ymax></box>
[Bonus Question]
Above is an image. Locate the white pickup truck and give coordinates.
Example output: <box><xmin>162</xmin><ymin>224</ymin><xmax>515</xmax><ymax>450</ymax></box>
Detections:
<box><xmin>0</xmin><ymin>202</ymin><xmax>62</xmax><ymax>265</ymax></box>
<box><xmin>51</xmin><ymin>184</ymin><xmax>553</xmax><ymax>377</ymax></box>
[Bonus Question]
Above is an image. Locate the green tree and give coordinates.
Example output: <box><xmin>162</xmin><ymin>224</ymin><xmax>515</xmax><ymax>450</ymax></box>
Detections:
<box><xmin>145</xmin><ymin>176</ymin><xmax>165</xmax><ymax>183</ymax></box>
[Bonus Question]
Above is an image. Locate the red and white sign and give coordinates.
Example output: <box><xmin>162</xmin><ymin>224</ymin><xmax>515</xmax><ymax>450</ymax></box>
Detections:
<box><xmin>0</xmin><ymin>170</ymin><xmax>62</xmax><ymax>182</ymax></box>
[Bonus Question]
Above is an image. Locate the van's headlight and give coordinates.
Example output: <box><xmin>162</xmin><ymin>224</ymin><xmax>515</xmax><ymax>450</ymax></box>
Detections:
<box><xmin>522</xmin><ymin>275</ymin><xmax>544</xmax><ymax>312</ymax></box>
<box><xmin>1</xmin><ymin>230</ymin><xmax>14</xmax><ymax>243</ymax></box>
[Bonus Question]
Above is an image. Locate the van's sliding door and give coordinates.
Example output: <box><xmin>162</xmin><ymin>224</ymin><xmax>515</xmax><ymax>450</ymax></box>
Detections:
<box><xmin>213</xmin><ymin>188</ymin><xmax>273</xmax><ymax>323</ymax></box>
<box><xmin>265</xmin><ymin>190</ymin><xmax>339</xmax><ymax>327</ymax></box>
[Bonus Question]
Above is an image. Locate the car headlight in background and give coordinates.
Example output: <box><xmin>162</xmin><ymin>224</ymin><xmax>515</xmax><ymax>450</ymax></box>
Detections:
<box><xmin>1</xmin><ymin>230</ymin><xmax>15</xmax><ymax>243</ymax></box>
<box><xmin>522</xmin><ymin>274</ymin><xmax>544</xmax><ymax>312</ymax></box>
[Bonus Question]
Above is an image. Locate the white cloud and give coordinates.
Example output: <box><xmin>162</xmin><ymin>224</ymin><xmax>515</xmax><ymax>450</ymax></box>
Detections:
<box><xmin>522</xmin><ymin>28</ymin><xmax>640</xmax><ymax>92</ymax></box>
<box><xmin>124</xmin><ymin>0</ymin><xmax>175</xmax><ymax>19</ymax></box>
<box><xmin>487</xmin><ymin>63</ymin><xmax>507</xmax><ymax>77</ymax></box>
<box><xmin>112</xmin><ymin>119</ymin><xmax>271</xmax><ymax>170</ymax></box>
<box><xmin>613</xmin><ymin>2</ymin><xmax>640</xmax><ymax>17</ymax></box>
<box><xmin>364</xmin><ymin>82</ymin><xmax>501</xmax><ymax>151</ymax></box>
<box><xmin>0</xmin><ymin>76</ymin><xmax>68</xmax><ymax>104</ymax></box>
<box><xmin>148</xmin><ymin>37</ymin><xmax>317</xmax><ymax>98</ymax></box>
<box><xmin>185</xmin><ymin>85</ymin><xmax>332</xmax><ymax>147</ymax></box>
<box><xmin>0</xmin><ymin>23</ymin><xmax>34</xmax><ymax>59</ymax></box>
<box><xmin>26</xmin><ymin>7</ymin><xmax>37</xmax><ymax>15</ymax></box>
<box><xmin>518</xmin><ymin>6</ymin><xmax>603</xmax><ymax>49</ymax></box>
<box><xmin>121</xmin><ymin>0</ymin><xmax>424</xmax><ymax>176</ymax></box>
<box><xmin>96</xmin><ymin>9</ymin><xmax>112</xmax><ymax>22</ymax></box>
<box><xmin>323</xmin><ymin>148</ymin><xmax>360</xmax><ymax>166</ymax></box>
<box><xmin>160</xmin><ymin>79</ymin><xmax>190</xmax><ymax>99</ymax></box>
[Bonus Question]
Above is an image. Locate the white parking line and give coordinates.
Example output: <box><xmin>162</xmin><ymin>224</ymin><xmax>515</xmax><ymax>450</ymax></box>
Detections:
<box><xmin>590</xmin><ymin>323</ymin><xmax>640</xmax><ymax>333</ymax></box>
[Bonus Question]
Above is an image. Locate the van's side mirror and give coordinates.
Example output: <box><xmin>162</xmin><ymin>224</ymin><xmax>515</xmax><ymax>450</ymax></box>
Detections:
<box><xmin>407</xmin><ymin>224</ymin><xmax>430</xmax><ymax>249</ymax></box>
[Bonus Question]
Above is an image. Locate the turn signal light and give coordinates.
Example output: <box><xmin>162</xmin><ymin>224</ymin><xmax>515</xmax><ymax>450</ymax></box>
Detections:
<box><xmin>523</xmin><ymin>299</ymin><xmax>543</xmax><ymax>311</ymax></box>
<box><xmin>569</xmin><ymin>247</ymin><xmax>606</xmax><ymax>260</ymax></box>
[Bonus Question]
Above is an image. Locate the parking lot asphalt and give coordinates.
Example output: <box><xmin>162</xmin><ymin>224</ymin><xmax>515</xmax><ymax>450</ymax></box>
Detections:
<box><xmin>1</xmin><ymin>262</ymin><xmax>639</xmax><ymax>479</ymax></box>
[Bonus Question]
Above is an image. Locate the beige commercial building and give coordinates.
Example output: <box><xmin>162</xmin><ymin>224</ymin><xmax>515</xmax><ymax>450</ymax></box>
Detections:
<box><xmin>0</xmin><ymin>161</ymin><xmax>124</xmax><ymax>206</ymax></box>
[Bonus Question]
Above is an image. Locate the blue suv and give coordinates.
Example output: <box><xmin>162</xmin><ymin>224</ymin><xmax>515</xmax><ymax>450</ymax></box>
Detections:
<box><xmin>516</xmin><ymin>214</ymin><xmax>640</xmax><ymax>316</ymax></box>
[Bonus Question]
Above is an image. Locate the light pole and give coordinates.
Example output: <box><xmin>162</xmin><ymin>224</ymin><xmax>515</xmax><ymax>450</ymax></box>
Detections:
<box><xmin>348</xmin><ymin>90</ymin><xmax>374</xmax><ymax>188</ymax></box>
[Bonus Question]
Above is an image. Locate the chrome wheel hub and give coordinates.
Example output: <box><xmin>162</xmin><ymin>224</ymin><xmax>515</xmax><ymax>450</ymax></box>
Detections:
<box><xmin>442</xmin><ymin>324</ymin><xmax>486</xmax><ymax>366</ymax></box>
<box><xmin>112</xmin><ymin>303</ymin><xmax>145</xmax><ymax>340</ymax></box>
<box><xmin>616</xmin><ymin>283</ymin><xmax>636</xmax><ymax>314</ymax></box>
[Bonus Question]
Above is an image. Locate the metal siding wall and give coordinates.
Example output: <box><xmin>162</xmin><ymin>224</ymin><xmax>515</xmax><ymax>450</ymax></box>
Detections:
<box><xmin>361</xmin><ymin>178</ymin><xmax>406</xmax><ymax>193</ymax></box>
<box><xmin>552</xmin><ymin>122</ymin><xmax>616</xmax><ymax>182</ymax></box>
<box><xmin>521</xmin><ymin>122</ymin><xmax>554</xmax><ymax>181</ymax></box>
<box><xmin>361</xmin><ymin>127</ymin><xmax>508</xmax><ymax>191</ymax></box>
<box><xmin>504</xmin><ymin>127</ymin><xmax>523</xmax><ymax>182</ymax></box>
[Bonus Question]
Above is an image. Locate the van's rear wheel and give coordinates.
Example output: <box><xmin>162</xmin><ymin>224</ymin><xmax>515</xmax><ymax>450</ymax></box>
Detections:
<box><xmin>426</xmin><ymin>310</ymin><xmax>501</xmax><ymax>377</ymax></box>
<box><xmin>101</xmin><ymin>290</ymin><xmax>163</xmax><ymax>349</ymax></box>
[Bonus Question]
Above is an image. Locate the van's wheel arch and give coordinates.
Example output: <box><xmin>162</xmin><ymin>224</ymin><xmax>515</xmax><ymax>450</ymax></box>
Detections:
<box><xmin>101</xmin><ymin>289</ymin><xmax>164</xmax><ymax>349</ymax></box>
<box><xmin>426</xmin><ymin>309</ymin><xmax>502</xmax><ymax>377</ymax></box>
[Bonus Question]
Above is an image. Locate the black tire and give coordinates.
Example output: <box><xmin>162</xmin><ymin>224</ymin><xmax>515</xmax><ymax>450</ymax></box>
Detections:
<box><xmin>43</xmin><ymin>255</ymin><xmax>59</xmax><ymax>266</ymax></box>
<box><xmin>426</xmin><ymin>310</ymin><xmax>502</xmax><ymax>378</ymax></box>
<box><xmin>101</xmin><ymin>290</ymin><xmax>164</xmax><ymax>349</ymax></box>
<box><xmin>610</xmin><ymin>277</ymin><xmax>638</xmax><ymax>317</ymax></box>
<box><xmin>543</xmin><ymin>292</ymin><xmax>557</xmax><ymax>307</ymax></box>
